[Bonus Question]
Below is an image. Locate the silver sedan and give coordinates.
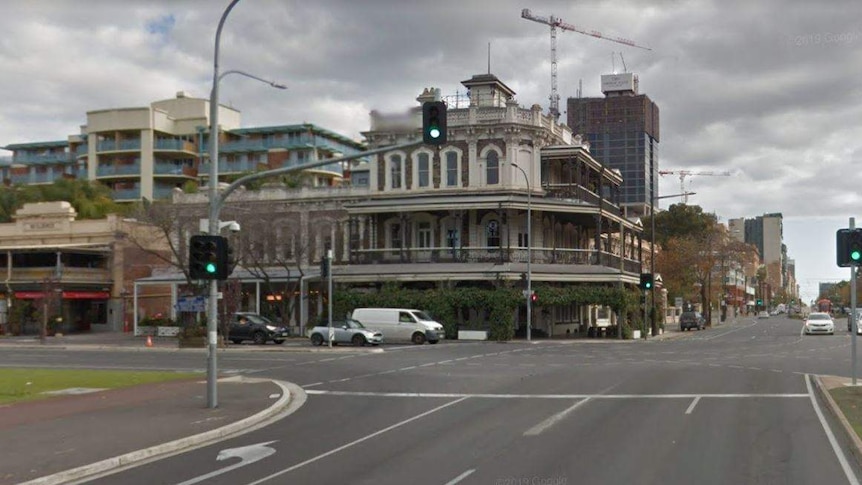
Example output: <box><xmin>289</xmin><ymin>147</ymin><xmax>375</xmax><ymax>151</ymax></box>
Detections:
<box><xmin>309</xmin><ymin>319</ymin><xmax>383</xmax><ymax>346</ymax></box>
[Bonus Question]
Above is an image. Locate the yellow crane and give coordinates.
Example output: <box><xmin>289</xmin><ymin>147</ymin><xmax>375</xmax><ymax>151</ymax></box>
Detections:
<box><xmin>658</xmin><ymin>170</ymin><xmax>733</xmax><ymax>204</ymax></box>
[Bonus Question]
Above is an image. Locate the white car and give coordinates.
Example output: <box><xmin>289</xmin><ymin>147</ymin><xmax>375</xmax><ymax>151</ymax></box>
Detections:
<box><xmin>804</xmin><ymin>312</ymin><xmax>834</xmax><ymax>335</ymax></box>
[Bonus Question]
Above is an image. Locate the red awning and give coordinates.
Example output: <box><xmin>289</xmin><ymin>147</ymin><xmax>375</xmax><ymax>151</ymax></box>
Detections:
<box><xmin>14</xmin><ymin>291</ymin><xmax>110</xmax><ymax>300</ymax></box>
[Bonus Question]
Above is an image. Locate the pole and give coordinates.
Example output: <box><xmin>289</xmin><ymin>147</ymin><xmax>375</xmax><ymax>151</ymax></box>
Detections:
<box><xmin>327</xmin><ymin>249</ymin><xmax>333</xmax><ymax>348</ymax></box>
<box><xmin>206</xmin><ymin>0</ymin><xmax>242</xmax><ymax>410</ymax></box>
<box><xmin>852</xmin><ymin>217</ymin><xmax>857</xmax><ymax>386</ymax></box>
<box><xmin>512</xmin><ymin>163</ymin><xmax>531</xmax><ymax>342</ymax></box>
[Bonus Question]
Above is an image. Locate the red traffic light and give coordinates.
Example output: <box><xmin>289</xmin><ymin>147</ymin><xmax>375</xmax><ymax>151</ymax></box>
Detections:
<box><xmin>530</xmin><ymin>292</ymin><xmax>538</xmax><ymax>303</ymax></box>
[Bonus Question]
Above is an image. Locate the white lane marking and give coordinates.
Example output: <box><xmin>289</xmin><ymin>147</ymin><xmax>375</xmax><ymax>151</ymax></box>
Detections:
<box><xmin>306</xmin><ymin>390</ymin><xmax>809</xmax><ymax>399</ymax></box>
<box><xmin>524</xmin><ymin>398</ymin><xmax>591</xmax><ymax>436</ymax></box>
<box><xmin>399</xmin><ymin>366</ymin><xmax>417</xmax><ymax>371</ymax></box>
<box><xmin>806</xmin><ymin>374</ymin><xmax>859</xmax><ymax>485</ymax></box>
<box><xmin>244</xmin><ymin>398</ymin><xmax>469</xmax><ymax>485</ymax></box>
<box><xmin>685</xmin><ymin>396</ymin><xmax>701</xmax><ymax>415</ymax></box>
<box><xmin>303</xmin><ymin>382</ymin><xmax>323</xmax><ymax>388</ymax></box>
<box><xmin>420</xmin><ymin>362</ymin><xmax>436</xmax><ymax>367</ymax></box>
<box><xmin>444</xmin><ymin>469</ymin><xmax>475</xmax><ymax>485</ymax></box>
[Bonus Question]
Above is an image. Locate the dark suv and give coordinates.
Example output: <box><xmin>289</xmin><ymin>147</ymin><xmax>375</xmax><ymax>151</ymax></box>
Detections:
<box><xmin>228</xmin><ymin>312</ymin><xmax>289</xmax><ymax>345</ymax></box>
<box><xmin>679</xmin><ymin>311</ymin><xmax>705</xmax><ymax>331</ymax></box>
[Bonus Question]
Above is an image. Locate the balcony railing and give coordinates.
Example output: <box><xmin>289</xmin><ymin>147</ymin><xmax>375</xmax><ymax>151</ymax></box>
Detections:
<box><xmin>154</xmin><ymin>139</ymin><xmax>196</xmax><ymax>152</ymax></box>
<box><xmin>350</xmin><ymin>246</ymin><xmax>642</xmax><ymax>273</ymax></box>
<box><xmin>97</xmin><ymin>139</ymin><xmax>141</xmax><ymax>152</ymax></box>
<box><xmin>111</xmin><ymin>187</ymin><xmax>141</xmax><ymax>200</ymax></box>
<box><xmin>12</xmin><ymin>153</ymin><xmax>73</xmax><ymax>164</ymax></box>
<box><xmin>97</xmin><ymin>163</ymin><xmax>141</xmax><ymax>177</ymax></box>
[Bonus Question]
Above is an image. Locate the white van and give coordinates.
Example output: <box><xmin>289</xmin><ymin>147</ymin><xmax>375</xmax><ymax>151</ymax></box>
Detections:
<box><xmin>350</xmin><ymin>308</ymin><xmax>444</xmax><ymax>344</ymax></box>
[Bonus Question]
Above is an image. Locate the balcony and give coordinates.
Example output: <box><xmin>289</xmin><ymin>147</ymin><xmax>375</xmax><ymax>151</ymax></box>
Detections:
<box><xmin>97</xmin><ymin>139</ymin><xmax>141</xmax><ymax>152</ymax></box>
<box><xmin>153</xmin><ymin>163</ymin><xmax>196</xmax><ymax>177</ymax></box>
<box><xmin>111</xmin><ymin>187</ymin><xmax>141</xmax><ymax>201</ymax></box>
<box><xmin>198</xmin><ymin>161</ymin><xmax>259</xmax><ymax>175</ymax></box>
<box><xmin>97</xmin><ymin>163</ymin><xmax>141</xmax><ymax>177</ymax></box>
<box><xmin>12</xmin><ymin>152</ymin><xmax>73</xmax><ymax>164</ymax></box>
<box><xmin>154</xmin><ymin>139</ymin><xmax>196</xmax><ymax>152</ymax></box>
<box><xmin>10</xmin><ymin>171</ymin><xmax>70</xmax><ymax>185</ymax></box>
<box><xmin>350</xmin><ymin>246</ymin><xmax>642</xmax><ymax>273</ymax></box>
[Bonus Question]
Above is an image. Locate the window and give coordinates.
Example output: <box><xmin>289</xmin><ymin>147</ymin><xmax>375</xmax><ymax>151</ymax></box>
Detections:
<box><xmin>518</xmin><ymin>232</ymin><xmax>529</xmax><ymax>247</ymax></box>
<box><xmin>390</xmin><ymin>155</ymin><xmax>402</xmax><ymax>189</ymax></box>
<box><xmin>486</xmin><ymin>219</ymin><xmax>501</xmax><ymax>247</ymax></box>
<box><xmin>390</xmin><ymin>223</ymin><xmax>402</xmax><ymax>252</ymax></box>
<box><xmin>417</xmin><ymin>221</ymin><xmax>432</xmax><ymax>248</ymax></box>
<box><xmin>486</xmin><ymin>151</ymin><xmax>499</xmax><ymax>185</ymax></box>
<box><xmin>446</xmin><ymin>152</ymin><xmax>458</xmax><ymax>187</ymax></box>
<box><xmin>417</xmin><ymin>153</ymin><xmax>430</xmax><ymax>188</ymax></box>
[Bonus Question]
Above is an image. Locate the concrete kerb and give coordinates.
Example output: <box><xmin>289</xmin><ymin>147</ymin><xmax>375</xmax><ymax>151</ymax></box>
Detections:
<box><xmin>18</xmin><ymin>378</ymin><xmax>306</xmax><ymax>485</ymax></box>
<box><xmin>812</xmin><ymin>375</ymin><xmax>862</xmax><ymax>471</ymax></box>
<box><xmin>0</xmin><ymin>342</ymin><xmax>385</xmax><ymax>353</ymax></box>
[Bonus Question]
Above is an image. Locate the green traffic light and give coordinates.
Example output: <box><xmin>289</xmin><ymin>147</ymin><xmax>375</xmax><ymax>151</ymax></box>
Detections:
<box><xmin>852</xmin><ymin>250</ymin><xmax>862</xmax><ymax>261</ymax></box>
<box><xmin>205</xmin><ymin>263</ymin><xmax>217</xmax><ymax>273</ymax></box>
<box><xmin>429</xmin><ymin>127</ymin><xmax>441</xmax><ymax>139</ymax></box>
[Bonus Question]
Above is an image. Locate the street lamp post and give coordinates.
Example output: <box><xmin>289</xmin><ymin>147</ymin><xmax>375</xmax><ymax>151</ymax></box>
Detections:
<box><xmin>512</xmin><ymin>163</ymin><xmax>531</xmax><ymax>342</ymax></box>
<box><xmin>206</xmin><ymin>0</ymin><xmax>285</xmax><ymax>409</ymax></box>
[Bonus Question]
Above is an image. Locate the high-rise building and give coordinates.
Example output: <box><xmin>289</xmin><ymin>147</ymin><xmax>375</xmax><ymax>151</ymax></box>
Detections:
<box><xmin>729</xmin><ymin>213</ymin><xmax>787</xmax><ymax>293</ymax></box>
<box><xmin>566</xmin><ymin>73</ymin><xmax>660</xmax><ymax>217</ymax></box>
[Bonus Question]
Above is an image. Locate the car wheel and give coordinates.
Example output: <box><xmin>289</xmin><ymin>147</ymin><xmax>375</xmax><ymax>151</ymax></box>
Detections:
<box><xmin>351</xmin><ymin>334</ymin><xmax>366</xmax><ymax>346</ymax></box>
<box><xmin>310</xmin><ymin>333</ymin><xmax>324</xmax><ymax>346</ymax></box>
<box><xmin>273</xmin><ymin>339</ymin><xmax>285</xmax><ymax>345</ymax></box>
<box><xmin>411</xmin><ymin>332</ymin><xmax>426</xmax><ymax>345</ymax></box>
<box><xmin>252</xmin><ymin>332</ymin><xmax>267</xmax><ymax>345</ymax></box>
<box><xmin>231</xmin><ymin>339</ymin><xmax>243</xmax><ymax>345</ymax></box>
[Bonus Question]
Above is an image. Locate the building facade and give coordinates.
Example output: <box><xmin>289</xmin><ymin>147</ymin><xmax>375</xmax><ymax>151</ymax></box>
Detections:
<box><xmin>566</xmin><ymin>73</ymin><xmax>660</xmax><ymax>218</ymax></box>
<box><xmin>165</xmin><ymin>74</ymin><xmax>648</xmax><ymax>337</ymax></box>
<box><xmin>2</xmin><ymin>92</ymin><xmax>365</xmax><ymax>201</ymax></box>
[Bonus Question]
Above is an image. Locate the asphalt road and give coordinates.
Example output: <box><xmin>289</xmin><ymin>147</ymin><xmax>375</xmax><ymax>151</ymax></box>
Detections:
<box><xmin>6</xmin><ymin>315</ymin><xmax>862</xmax><ymax>485</ymax></box>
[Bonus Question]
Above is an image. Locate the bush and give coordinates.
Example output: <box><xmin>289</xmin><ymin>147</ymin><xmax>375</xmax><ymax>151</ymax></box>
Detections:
<box><xmin>178</xmin><ymin>324</ymin><xmax>207</xmax><ymax>338</ymax></box>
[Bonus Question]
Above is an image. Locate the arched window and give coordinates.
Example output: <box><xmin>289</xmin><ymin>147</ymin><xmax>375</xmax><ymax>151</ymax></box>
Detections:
<box><xmin>486</xmin><ymin>151</ymin><xmax>499</xmax><ymax>185</ymax></box>
<box><xmin>486</xmin><ymin>219</ymin><xmax>501</xmax><ymax>247</ymax></box>
<box><xmin>390</xmin><ymin>155</ymin><xmax>402</xmax><ymax>189</ymax></box>
<box><xmin>417</xmin><ymin>152</ymin><xmax>430</xmax><ymax>188</ymax></box>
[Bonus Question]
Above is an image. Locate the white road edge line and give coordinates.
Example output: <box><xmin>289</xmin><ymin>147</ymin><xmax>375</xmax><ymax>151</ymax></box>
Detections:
<box><xmin>806</xmin><ymin>374</ymin><xmax>859</xmax><ymax>485</ymax></box>
<box><xmin>685</xmin><ymin>396</ymin><xmax>701</xmax><ymax>415</ymax></box>
<box><xmin>444</xmin><ymin>469</ymin><xmax>476</xmax><ymax>485</ymax></box>
<box><xmin>524</xmin><ymin>398</ymin><xmax>591</xmax><ymax>436</ymax></box>
<box><xmin>305</xmin><ymin>390</ymin><xmax>809</xmax><ymax>399</ymax></box>
<box><xmin>243</xmin><ymin>397</ymin><xmax>469</xmax><ymax>485</ymax></box>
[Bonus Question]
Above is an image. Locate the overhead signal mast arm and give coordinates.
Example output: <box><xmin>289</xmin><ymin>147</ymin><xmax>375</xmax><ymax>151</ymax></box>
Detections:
<box><xmin>520</xmin><ymin>8</ymin><xmax>651</xmax><ymax>121</ymax></box>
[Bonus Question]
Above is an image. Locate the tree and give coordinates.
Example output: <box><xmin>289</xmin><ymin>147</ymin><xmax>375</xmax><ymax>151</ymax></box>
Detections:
<box><xmin>643</xmin><ymin>203</ymin><xmax>719</xmax><ymax>250</ymax></box>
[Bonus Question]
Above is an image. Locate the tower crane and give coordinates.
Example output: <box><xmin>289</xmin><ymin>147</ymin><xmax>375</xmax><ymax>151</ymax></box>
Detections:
<box><xmin>658</xmin><ymin>170</ymin><xmax>733</xmax><ymax>204</ymax></box>
<box><xmin>520</xmin><ymin>8</ymin><xmax>651</xmax><ymax>121</ymax></box>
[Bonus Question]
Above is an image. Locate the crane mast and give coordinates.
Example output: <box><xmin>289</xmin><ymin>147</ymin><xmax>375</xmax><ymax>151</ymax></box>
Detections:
<box><xmin>521</xmin><ymin>8</ymin><xmax>651</xmax><ymax>121</ymax></box>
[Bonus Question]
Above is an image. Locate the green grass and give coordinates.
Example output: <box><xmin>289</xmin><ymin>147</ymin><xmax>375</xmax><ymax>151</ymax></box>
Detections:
<box><xmin>830</xmin><ymin>386</ymin><xmax>862</xmax><ymax>438</ymax></box>
<box><xmin>0</xmin><ymin>368</ymin><xmax>201</xmax><ymax>405</ymax></box>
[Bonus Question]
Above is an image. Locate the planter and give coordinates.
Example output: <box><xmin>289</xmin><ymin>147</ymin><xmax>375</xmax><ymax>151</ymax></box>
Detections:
<box><xmin>632</xmin><ymin>329</ymin><xmax>641</xmax><ymax>339</ymax></box>
<box><xmin>458</xmin><ymin>330</ymin><xmax>488</xmax><ymax>341</ymax></box>
<box><xmin>157</xmin><ymin>326</ymin><xmax>181</xmax><ymax>337</ymax></box>
<box><xmin>136</xmin><ymin>326</ymin><xmax>157</xmax><ymax>337</ymax></box>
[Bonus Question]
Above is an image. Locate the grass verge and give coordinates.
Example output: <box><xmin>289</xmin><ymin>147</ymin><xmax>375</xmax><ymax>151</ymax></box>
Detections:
<box><xmin>830</xmin><ymin>386</ymin><xmax>862</xmax><ymax>438</ymax></box>
<box><xmin>0</xmin><ymin>368</ymin><xmax>201</xmax><ymax>405</ymax></box>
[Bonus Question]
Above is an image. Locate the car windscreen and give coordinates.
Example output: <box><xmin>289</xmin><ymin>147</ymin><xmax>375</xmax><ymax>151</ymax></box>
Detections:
<box><xmin>346</xmin><ymin>319</ymin><xmax>365</xmax><ymax>329</ymax></box>
<box><xmin>413</xmin><ymin>311</ymin><xmax>433</xmax><ymax>321</ymax></box>
<box><xmin>808</xmin><ymin>314</ymin><xmax>831</xmax><ymax>320</ymax></box>
<box><xmin>244</xmin><ymin>314</ymin><xmax>272</xmax><ymax>325</ymax></box>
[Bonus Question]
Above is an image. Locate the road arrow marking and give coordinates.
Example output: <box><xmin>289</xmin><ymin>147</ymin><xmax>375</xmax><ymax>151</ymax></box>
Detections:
<box><xmin>175</xmin><ymin>441</ymin><xmax>278</xmax><ymax>485</ymax></box>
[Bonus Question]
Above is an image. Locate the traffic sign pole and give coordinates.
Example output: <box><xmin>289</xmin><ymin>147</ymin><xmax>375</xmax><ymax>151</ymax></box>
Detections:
<box><xmin>852</xmin><ymin>217</ymin><xmax>857</xmax><ymax>386</ymax></box>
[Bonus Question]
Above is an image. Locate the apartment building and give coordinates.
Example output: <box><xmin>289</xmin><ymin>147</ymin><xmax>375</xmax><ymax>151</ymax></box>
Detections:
<box><xmin>2</xmin><ymin>92</ymin><xmax>365</xmax><ymax>201</ymax></box>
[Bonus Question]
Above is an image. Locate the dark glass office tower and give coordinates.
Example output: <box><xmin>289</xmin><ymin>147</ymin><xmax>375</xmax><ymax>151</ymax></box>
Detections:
<box><xmin>567</xmin><ymin>73</ymin><xmax>660</xmax><ymax>217</ymax></box>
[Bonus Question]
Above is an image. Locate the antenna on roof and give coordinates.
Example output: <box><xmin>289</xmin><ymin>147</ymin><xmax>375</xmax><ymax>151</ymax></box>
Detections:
<box><xmin>487</xmin><ymin>42</ymin><xmax>491</xmax><ymax>74</ymax></box>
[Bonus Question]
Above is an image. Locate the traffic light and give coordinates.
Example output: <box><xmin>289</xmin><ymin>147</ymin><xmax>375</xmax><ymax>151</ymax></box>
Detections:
<box><xmin>519</xmin><ymin>273</ymin><xmax>528</xmax><ymax>289</ymax></box>
<box><xmin>837</xmin><ymin>228</ymin><xmax>862</xmax><ymax>267</ymax></box>
<box><xmin>639</xmin><ymin>273</ymin><xmax>654</xmax><ymax>290</ymax></box>
<box><xmin>756</xmin><ymin>299</ymin><xmax>763</xmax><ymax>306</ymax></box>
<box><xmin>422</xmin><ymin>101</ymin><xmax>447</xmax><ymax>145</ymax></box>
<box><xmin>189</xmin><ymin>235</ymin><xmax>229</xmax><ymax>280</ymax></box>
<box><xmin>530</xmin><ymin>291</ymin><xmax>538</xmax><ymax>303</ymax></box>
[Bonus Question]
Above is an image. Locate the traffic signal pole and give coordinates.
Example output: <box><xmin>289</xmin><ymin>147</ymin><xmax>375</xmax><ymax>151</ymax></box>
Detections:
<box><xmin>852</xmin><ymin>217</ymin><xmax>857</xmax><ymax>386</ymax></box>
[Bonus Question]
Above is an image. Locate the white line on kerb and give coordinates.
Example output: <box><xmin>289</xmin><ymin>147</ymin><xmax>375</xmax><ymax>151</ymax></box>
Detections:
<box><xmin>244</xmin><ymin>397</ymin><xmax>469</xmax><ymax>485</ymax></box>
<box><xmin>806</xmin><ymin>374</ymin><xmax>859</xmax><ymax>485</ymax></box>
<box><xmin>444</xmin><ymin>469</ymin><xmax>476</xmax><ymax>485</ymax></box>
<box><xmin>685</xmin><ymin>396</ymin><xmax>701</xmax><ymax>415</ymax></box>
<box><xmin>524</xmin><ymin>398</ymin><xmax>591</xmax><ymax>436</ymax></box>
<box><xmin>305</xmin><ymin>390</ymin><xmax>809</xmax><ymax>400</ymax></box>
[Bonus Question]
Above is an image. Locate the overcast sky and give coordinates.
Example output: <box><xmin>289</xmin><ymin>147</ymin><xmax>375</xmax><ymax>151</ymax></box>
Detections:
<box><xmin>1</xmin><ymin>0</ymin><xmax>860</xmax><ymax>303</ymax></box>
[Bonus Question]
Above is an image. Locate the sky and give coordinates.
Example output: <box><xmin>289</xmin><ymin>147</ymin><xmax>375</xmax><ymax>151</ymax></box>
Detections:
<box><xmin>1</xmin><ymin>0</ymin><xmax>860</xmax><ymax>303</ymax></box>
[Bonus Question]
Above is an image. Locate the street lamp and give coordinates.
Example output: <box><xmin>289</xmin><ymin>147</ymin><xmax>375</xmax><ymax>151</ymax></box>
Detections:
<box><xmin>511</xmin><ymin>163</ymin><xmax>531</xmax><ymax>342</ymax></box>
<box><xmin>206</xmin><ymin>0</ymin><xmax>285</xmax><ymax>409</ymax></box>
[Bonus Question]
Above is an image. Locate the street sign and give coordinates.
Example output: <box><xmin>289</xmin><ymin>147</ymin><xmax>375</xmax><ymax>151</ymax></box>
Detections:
<box><xmin>175</xmin><ymin>296</ymin><xmax>207</xmax><ymax>312</ymax></box>
<box><xmin>674</xmin><ymin>297</ymin><xmax>683</xmax><ymax>308</ymax></box>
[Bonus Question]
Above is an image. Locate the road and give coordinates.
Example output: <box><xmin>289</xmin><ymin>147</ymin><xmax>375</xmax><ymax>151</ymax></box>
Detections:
<box><xmin>6</xmin><ymin>315</ymin><xmax>862</xmax><ymax>484</ymax></box>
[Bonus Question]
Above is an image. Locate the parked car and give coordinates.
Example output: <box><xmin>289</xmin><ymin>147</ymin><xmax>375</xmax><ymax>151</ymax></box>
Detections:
<box><xmin>757</xmin><ymin>311</ymin><xmax>770</xmax><ymax>319</ymax></box>
<box><xmin>804</xmin><ymin>312</ymin><xmax>834</xmax><ymax>335</ymax></box>
<box><xmin>309</xmin><ymin>319</ymin><xmax>383</xmax><ymax>346</ymax></box>
<box><xmin>848</xmin><ymin>309</ymin><xmax>862</xmax><ymax>332</ymax></box>
<box><xmin>679</xmin><ymin>311</ymin><xmax>705</xmax><ymax>331</ymax></box>
<box><xmin>228</xmin><ymin>312</ymin><xmax>290</xmax><ymax>345</ymax></box>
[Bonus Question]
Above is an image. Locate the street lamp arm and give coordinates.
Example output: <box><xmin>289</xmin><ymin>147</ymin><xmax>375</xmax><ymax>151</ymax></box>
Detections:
<box><xmin>219</xmin><ymin>69</ymin><xmax>287</xmax><ymax>90</ymax></box>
